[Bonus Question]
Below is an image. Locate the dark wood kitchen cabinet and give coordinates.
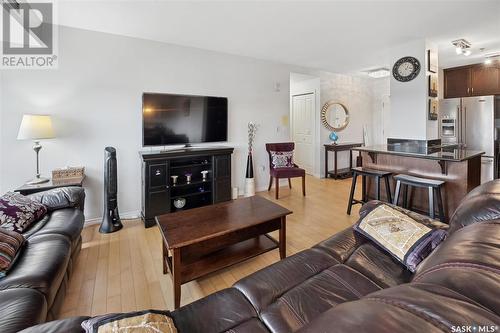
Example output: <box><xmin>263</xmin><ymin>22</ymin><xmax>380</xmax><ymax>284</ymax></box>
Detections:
<box><xmin>140</xmin><ymin>147</ymin><xmax>234</xmax><ymax>228</ymax></box>
<box><xmin>471</xmin><ymin>65</ymin><xmax>500</xmax><ymax>96</ymax></box>
<box><xmin>444</xmin><ymin>62</ymin><xmax>500</xmax><ymax>98</ymax></box>
<box><xmin>444</xmin><ymin>66</ymin><xmax>471</xmax><ymax>98</ymax></box>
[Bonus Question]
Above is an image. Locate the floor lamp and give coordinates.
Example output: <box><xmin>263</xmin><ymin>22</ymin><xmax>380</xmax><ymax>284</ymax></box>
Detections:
<box><xmin>17</xmin><ymin>114</ymin><xmax>55</xmax><ymax>185</ymax></box>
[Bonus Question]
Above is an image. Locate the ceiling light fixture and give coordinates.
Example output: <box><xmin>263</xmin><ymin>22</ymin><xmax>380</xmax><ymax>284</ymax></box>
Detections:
<box><xmin>484</xmin><ymin>53</ymin><xmax>500</xmax><ymax>65</ymax></box>
<box><xmin>452</xmin><ymin>39</ymin><xmax>472</xmax><ymax>56</ymax></box>
<box><xmin>367</xmin><ymin>68</ymin><xmax>390</xmax><ymax>78</ymax></box>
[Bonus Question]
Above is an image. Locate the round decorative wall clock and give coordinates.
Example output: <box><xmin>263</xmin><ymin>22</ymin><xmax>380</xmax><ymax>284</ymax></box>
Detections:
<box><xmin>392</xmin><ymin>56</ymin><xmax>421</xmax><ymax>82</ymax></box>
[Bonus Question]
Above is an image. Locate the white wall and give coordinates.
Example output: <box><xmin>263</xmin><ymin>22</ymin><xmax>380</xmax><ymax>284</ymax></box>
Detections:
<box><xmin>0</xmin><ymin>71</ymin><xmax>3</xmax><ymax>194</ymax></box>
<box><xmin>389</xmin><ymin>39</ymin><xmax>428</xmax><ymax>140</ymax></box>
<box><xmin>425</xmin><ymin>41</ymin><xmax>439</xmax><ymax>140</ymax></box>
<box><xmin>371</xmin><ymin>77</ymin><xmax>391</xmax><ymax>145</ymax></box>
<box><xmin>388</xmin><ymin>39</ymin><xmax>439</xmax><ymax>141</ymax></box>
<box><xmin>319</xmin><ymin>72</ymin><xmax>378</xmax><ymax>176</ymax></box>
<box><xmin>1</xmin><ymin>27</ymin><xmax>314</xmax><ymax>220</ymax></box>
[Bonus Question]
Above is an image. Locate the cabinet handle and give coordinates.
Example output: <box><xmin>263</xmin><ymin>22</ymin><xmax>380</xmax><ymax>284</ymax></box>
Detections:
<box><xmin>155</xmin><ymin>170</ymin><xmax>161</xmax><ymax>176</ymax></box>
<box><xmin>471</xmin><ymin>87</ymin><xmax>474</xmax><ymax>94</ymax></box>
<box><xmin>467</xmin><ymin>87</ymin><xmax>470</xmax><ymax>94</ymax></box>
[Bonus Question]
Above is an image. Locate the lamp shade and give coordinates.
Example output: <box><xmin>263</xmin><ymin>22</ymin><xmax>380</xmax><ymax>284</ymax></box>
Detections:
<box><xmin>17</xmin><ymin>115</ymin><xmax>55</xmax><ymax>140</ymax></box>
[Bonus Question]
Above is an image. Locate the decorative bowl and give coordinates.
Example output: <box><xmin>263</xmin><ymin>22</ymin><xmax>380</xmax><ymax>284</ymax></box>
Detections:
<box><xmin>173</xmin><ymin>198</ymin><xmax>186</xmax><ymax>209</ymax></box>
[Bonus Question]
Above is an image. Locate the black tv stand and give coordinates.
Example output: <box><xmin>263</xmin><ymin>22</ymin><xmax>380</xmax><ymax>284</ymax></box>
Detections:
<box><xmin>139</xmin><ymin>146</ymin><xmax>234</xmax><ymax>228</ymax></box>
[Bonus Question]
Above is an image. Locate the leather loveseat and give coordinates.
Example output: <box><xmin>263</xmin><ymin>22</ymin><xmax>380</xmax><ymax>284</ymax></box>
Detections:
<box><xmin>21</xmin><ymin>181</ymin><xmax>500</xmax><ymax>332</ymax></box>
<box><xmin>0</xmin><ymin>187</ymin><xmax>85</xmax><ymax>333</ymax></box>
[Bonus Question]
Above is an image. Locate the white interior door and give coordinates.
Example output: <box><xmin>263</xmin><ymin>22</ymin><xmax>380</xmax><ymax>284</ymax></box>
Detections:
<box><xmin>381</xmin><ymin>95</ymin><xmax>390</xmax><ymax>144</ymax></box>
<box><xmin>292</xmin><ymin>93</ymin><xmax>315</xmax><ymax>174</ymax></box>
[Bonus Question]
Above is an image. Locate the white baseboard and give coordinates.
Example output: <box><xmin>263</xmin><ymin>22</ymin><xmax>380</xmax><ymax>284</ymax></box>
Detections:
<box><xmin>84</xmin><ymin>210</ymin><xmax>141</xmax><ymax>226</ymax></box>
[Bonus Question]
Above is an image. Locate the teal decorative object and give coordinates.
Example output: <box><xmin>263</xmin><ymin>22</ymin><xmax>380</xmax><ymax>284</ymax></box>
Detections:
<box><xmin>329</xmin><ymin>131</ymin><xmax>339</xmax><ymax>144</ymax></box>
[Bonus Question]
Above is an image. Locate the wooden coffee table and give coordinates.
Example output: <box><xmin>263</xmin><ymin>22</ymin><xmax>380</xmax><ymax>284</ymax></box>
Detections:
<box><xmin>155</xmin><ymin>196</ymin><xmax>292</xmax><ymax>309</ymax></box>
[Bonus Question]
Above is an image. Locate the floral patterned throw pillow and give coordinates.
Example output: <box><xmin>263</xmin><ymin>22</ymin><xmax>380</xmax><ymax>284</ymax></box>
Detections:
<box><xmin>270</xmin><ymin>151</ymin><xmax>294</xmax><ymax>168</ymax></box>
<box><xmin>0</xmin><ymin>192</ymin><xmax>47</xmax><ymax>233</ymax></box>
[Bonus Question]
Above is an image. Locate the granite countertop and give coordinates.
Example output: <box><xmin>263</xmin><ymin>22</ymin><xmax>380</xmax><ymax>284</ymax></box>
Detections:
<box><xmin>352</xmin><ymin>144</ymin><xmax>484</xmax><ymax>162</ymax></box>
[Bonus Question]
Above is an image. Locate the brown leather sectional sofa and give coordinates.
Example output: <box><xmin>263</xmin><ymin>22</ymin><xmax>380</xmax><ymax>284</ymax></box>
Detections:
<box><xmin>21</xmin><ymin>181</ymin><xmax>500</xmax><ymax>332</ymax></box>
<box><xmin>0</xmin><ymin>187</ymin><xmax>85</xmax><ymax>333</ymax></box>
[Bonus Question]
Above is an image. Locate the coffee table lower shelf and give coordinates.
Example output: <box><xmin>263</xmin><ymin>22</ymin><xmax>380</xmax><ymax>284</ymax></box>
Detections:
<box><xmin>165</xmin><ymin>234</ymin><xmax>278</xmax><ymax>284</ymax></box>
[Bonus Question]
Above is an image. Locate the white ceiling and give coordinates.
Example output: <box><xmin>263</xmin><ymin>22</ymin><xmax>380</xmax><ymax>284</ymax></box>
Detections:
<box><xmin>57</xmin><ymin>0</ymin><xmax>500</xmax><ymax>74</ymax></box>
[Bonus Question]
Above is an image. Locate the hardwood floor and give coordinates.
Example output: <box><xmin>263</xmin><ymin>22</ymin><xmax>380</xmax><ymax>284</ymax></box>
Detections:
<box><xmin>58</xmin><ymin>176</ymin><xmax>362</xmax><ymax>319</ymax></box>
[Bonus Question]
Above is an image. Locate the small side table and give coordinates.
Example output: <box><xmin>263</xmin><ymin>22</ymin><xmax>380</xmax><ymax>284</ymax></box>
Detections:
<box><xmin>324</xmin><ymin>143</ymin><xmax>363</xmax><ymax>179</ymax></box>
<box><xmin>15</xmin><ymin>176</ymin><xmax>85</xmax><ymax>195</ymax></box>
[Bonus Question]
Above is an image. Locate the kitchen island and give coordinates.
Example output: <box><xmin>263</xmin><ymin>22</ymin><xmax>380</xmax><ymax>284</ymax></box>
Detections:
<box><xmin>352</xmin><ymin>144</ymin><xmax>484</xmax><ymax>221</ymax></box>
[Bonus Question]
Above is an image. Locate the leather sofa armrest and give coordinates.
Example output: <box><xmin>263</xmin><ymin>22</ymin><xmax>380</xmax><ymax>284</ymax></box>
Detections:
<box><xmin>27</xmin><ymin>187</ymin><xmax>85</xmax><ymax>212</ymax></box>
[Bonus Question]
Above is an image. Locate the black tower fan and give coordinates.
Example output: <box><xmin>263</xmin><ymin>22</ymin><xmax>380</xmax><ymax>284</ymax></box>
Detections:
<box><xmin>99</xmin><ymin>147</ymin><xmax>123</xmax><ymax>233</ymax></box>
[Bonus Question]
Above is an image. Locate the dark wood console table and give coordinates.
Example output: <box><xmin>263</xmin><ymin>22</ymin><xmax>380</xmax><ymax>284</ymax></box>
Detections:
<box><xmin>324</xmin><ymin>143</ymin><xmax>362</xmax><ymax>179</ymax></box>
<box><xmin>140</xmin><ymin>146</ymin><xmax>234</xmax><ymax>228</ymax></box>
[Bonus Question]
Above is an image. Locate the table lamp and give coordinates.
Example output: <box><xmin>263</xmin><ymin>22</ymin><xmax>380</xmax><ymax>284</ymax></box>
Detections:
<box><xmin>17</xmin><ymin>114</ymin><xmax>55</xmax><ymax>184</ymax></box>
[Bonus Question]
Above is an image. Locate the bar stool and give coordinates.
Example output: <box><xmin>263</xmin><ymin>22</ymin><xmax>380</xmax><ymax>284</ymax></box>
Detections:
<box><xmin>347</xmin><ymin>167</ymin><xmax>392</xmax><ymax>215</ymax></box>
<box><xmin>392</xmin><ymin>174</ymin><xmax>445</xmax><ymax>221</ymax></box>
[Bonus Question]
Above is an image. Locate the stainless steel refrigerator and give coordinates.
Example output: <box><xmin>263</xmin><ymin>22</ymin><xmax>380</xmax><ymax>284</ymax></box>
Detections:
<box><xmin>439</xmin><ymin>96</ymin><xmax>496</xmax><ymax>184</ymax></box>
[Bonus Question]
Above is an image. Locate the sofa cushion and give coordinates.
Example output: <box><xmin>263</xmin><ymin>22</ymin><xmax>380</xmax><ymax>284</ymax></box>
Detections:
<box><xmin>0</xmin><ymin>233</ymin><xmax>71</xmax><ymax>308</ymax></box>
<box><xmin>413</xmin><ymin>220</ymin><xmax>500</xmax><ymax>313</ymax></box>
<box><xmin>344</xmin><ymin>242</ymin><xmax>412</xmax><ymax>288</ymax></box>
<box><xmin>259</xmin><ymin>264</ymin><xmax>381</xmax><ymax>333</ymax></box>
<box><xmin>295</xmin><ymin>298</ymin><xmax>445</xmax><ymax>333</ymax></box>
<box><xmin>0</xmin><ymin>288</ymin><xmax>47</xmax><ymax>333</ymax></box>
<box><xmin>314</xmin><ymin>228</ymin><xmax>412</xmax><ymax>287</ymax></box>
<box><xmin>354</xmin><ymin>203</ymin><xmax>447</xmax><ymax>272</ymax></box>
<box><xmin>234</xmin><ymin>248</ymin><xmax>339</xmax><ymax>312</ymax></box>
<box><xmin>0</xmin><ymin>228</ymin><xmax>25</xmax><ymax>277</ymax></box>
<box><xmin>0</xmin><ymin>192</ymin><xmax>47</xmax><ymax>233</ymax></box>
<box><xmin>19</xmin><ymin>316</ymin><xmax>89</xmax><ymax>333</ymax></box>
<box><xmin>171</xmin><ymin>288</ymin><xmax>260</xmax><ymax>333</ymax></box>
<box><xmin>313</xmin><ymin>228</ymin><xmax>366</xmax><ymax>262</ymax></box>
<box><xmin>27</xmin><ymin>187</ymin><xmax>85</xmax><ymax>212</ymax></box>
<box><xmin>24</xmin><ymin>209</ymin><xmax>84</xmax><ymax>250</ymax></box>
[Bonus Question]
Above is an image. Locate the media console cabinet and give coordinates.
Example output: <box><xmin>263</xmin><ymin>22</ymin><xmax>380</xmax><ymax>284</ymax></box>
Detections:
<box><xmin>140</xmin><ymin>146</ymin><xmax>234</xmax><ymax>228</ymax></box>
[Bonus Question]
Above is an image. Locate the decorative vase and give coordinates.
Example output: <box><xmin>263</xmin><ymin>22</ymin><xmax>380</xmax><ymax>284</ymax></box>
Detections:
<box><xmin>244</xmin><ymin>153</ymin><xmax>255</xmax><ymax>197</ymax></box>
<box><xmin>173</xmin><ymin>198</ymin><xmax>186</xmax><ymax>209</ymax></box>
<box><xmin>329</xmin><ymin>131</ymin><xmax>339</xmax><ymax>144</ymax></box>
<box><xmin>244</xmin><ymin>122</ymin><xmax>258</xmax><ymax>197</ymax></box>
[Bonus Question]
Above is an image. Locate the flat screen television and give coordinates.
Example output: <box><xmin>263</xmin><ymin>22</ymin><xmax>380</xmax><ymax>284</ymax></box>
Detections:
<box><xmin>142</xmin><ymin>93</ymin><xmax>228</xmax><ymax>147</ymax></box>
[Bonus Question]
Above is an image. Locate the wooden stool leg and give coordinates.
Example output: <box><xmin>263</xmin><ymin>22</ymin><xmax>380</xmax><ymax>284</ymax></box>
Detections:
<box><xmin>436</xmin><ymin>187</ymin><xmax>445</xmax><ymax>221</ymax></box>
<box><xmin>347</xmin><ymin>173</ymin><xmax>358</xmax><ymax>215</ymax></box>
<box><xmin>403</xmin><ymin>184</ymin><xmax>409</xmax><ymax>209</ymax></box>
<box><xmin>288</xmin><ymin>178</ymin><xmax>292</xmax><ymax>189</ymax></box>
<box><xmin>268</xmin><ymin>176</ymin><xmax>273</xmax><ymax>191</ymax></box>
<box><xmin>428</xmin><ymin>186</ymin><xmax>435</xmax><ymax>219</ymax></box>
<box><xmin>393</xmin><ymin>180</ymin><xmax>401</xmax><ymax>205</ymax></box>
<box><xmin>302</xmin><ymin>175</ymin><xmax>306</xmax><ymax>196</ymax></box>
<box><xmin>375</xmin><ymin>176</ymin><xmax>381</xmax><ymax>200</ymax></box>
<box><xmin>384</xmin><ymin>176</ymin><xmax>392</xmax><ymax>203</ymax></box>
<box><xmin>275</xmin><ymin>177</ymin><xmax>280</xmax><ymax>199</ymax></box>
<box><xmin>362</xmin><ymin>175</ymin><xmax>367</xmax><ymax>202</ymax></box>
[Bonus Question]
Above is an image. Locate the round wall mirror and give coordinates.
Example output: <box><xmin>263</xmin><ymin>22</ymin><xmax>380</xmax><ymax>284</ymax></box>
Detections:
<box><xmin>321</xmin><ymin>101</ymin><xmax>349</xmax><ymax>131</ymax></box>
